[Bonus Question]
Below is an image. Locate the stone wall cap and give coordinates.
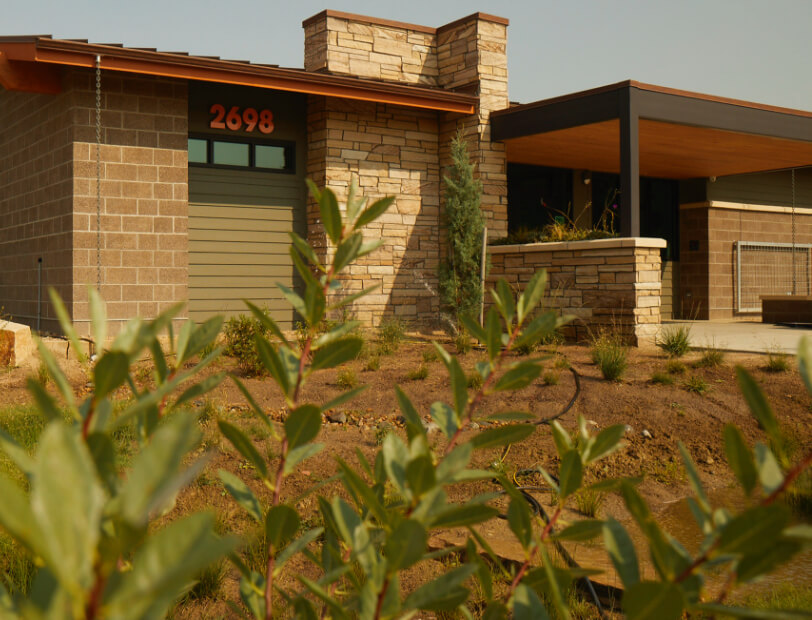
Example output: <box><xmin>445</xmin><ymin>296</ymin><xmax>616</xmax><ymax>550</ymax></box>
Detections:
<box><xmin>488</xmin><ymin>237</ymin><xmax>667</xmax><ymax>253</ymax></box>
<box><xmin>303</xmin><ymin>9</ymin><xmax>509</xmax><ymax>34</ymax></box>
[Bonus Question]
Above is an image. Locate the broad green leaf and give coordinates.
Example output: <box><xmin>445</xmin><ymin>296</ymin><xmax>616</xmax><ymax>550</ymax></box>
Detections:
<box><xmin>265</xmin><ymin>504</ymin><xmax>300</xmax><ymax>550</ymax></box>
<box><xmin>298</xmin><ymin>575</ymin><xmax>350</xmax><ymax>620</ymax></box>
<box><xmin>444</xmin><ymin>356</ymin><xmax>469</xmax><ymax>417</ymax></box>
<box><xmin>255</xmin><ymin>337</ymin><xmax>291</xmax><ymax>396</ymax></box>
<box><xmin>180</xmin><ymin>315</ymin><xmax>223</xmax><ymax>364</ymax></box>
<box><xmin>430</xmin><ymin>401</ymin><xmax>459</xmax><ymax>439</ymax></box>
<box><xmin>623</xmin><ymin>581</ymin><xmax>684</xmax><ymax>620</ymax></box>
<box><xmin>406</xmin><ymin>455</ymin><xmax>437</xmax><ymax>498</ymax></box>
<box><xmin>329</xmin><ymin>283</ymin><xmax>381</xmax><ymax>310</ymax></box>
<box><xmin>396</xmin><ymin>386</ymin><xmax>426</xmax><ymax>442</ymax></box>
<box><xmin>553</xmin><ymin>519</ymin><xmax>605</xmax><ymax>542</ymax></box>
<box><xmin>603</xmin><ymin>518</ymin><xmax>639</xmax><ymax>587</ymax></box>
<box><xmin>484</xmin><ymin>307</ymin><xmax>502</xmax><ymax>360</ymax></box>
<box><xmin>277</xmin><ymin>283</ymin><xmax>307</xmax><ymax>319</ymax></box>
<box><xmin>798</xmin><ymin>336</ymin><xmax>812</xmax><ymax>396</ymax></box>
<box><xmin>512</xmin><ymin>312</ymin><xmax>558</xmax><ymax>350</ymax></box>
<box><xmin>382</xmin><ymin>433</ymin><xmax>410</xmax><ymax>496</ymax></box>
<box><xmin>285</xmin><ymin>443</ymin><xmax>324</xmax><ymax>475</ymax></box>
<box><xmin>404</xmin><ymin>564</ymin><xmax>476</xmax><ymax>611</ymax></box>
<box><xmin>275</xmin><ymin>527</ymin><xmax>324</xmax><ymax>573</ymax></box>
<box><xmin>493</xmin><ymin>362</ymin><xmax>541</xmax><ymax>392</ymax></box>
<box><xmin>517</xmin><ymin>270</ymin><xmax>548</xmax><ymax>324</ymax></box>
<box><xmin>316</xmin><ymin>185</ymin><xmax>342</xmax><ymax>244</ymax></box>
<box><xmin>356</xmin><ymin>238</ymin><xmax>384</xmax><ymax>258</ymax></box>
<box><xmin>119</xmin><ymin>414</ymin><xmax>201</xmax><ymax>526</ymax></box>
<box><xmin>469</xmin><ymin>424</ymin><xmax>534</xmax><ymax>451</ymax></box>
<box><xmin>330</xmin><ymin>497</ymin><xmax>361</xmax><ymax>546</ymax></box>
<box><xmin>219</xmin><ymin>421</ymin><xmax>269</xmax><ymax>480</ymax></box>
<box><xmin>583</xmin><ymin>424</ymin><xmax>625</xmax><ymax>463</ymax></box>
<box><xmin>332</xmin><ymin>232</ymin><xmax>363</xmax><ymax>274</ymax></box>
<box><xmin>86</xmin><ymin>432</ymin><xmax>117</xmax><ymax>494</ymax></box>
<box><xmin>550</xmin><ymin>420</ymin><xmax>573</xmax><ymax>458</ymax></box>
<box><xmin>736</xmin><ymin>366</ymin><xmax>781</xmax><ymax>442</ymax></box>
<box><xmin>284</xmin><ymin>404</ymin><xmax>322</xmax><ymax>450</ymax></box>
<box><xmin>346</xmin><ymin>176</ymin><xmax>364</xmax><ymax>222</ymax></box>
<box><xmin>354</xmin><ymin>196</ymin><xmax>395</xmax><ymax>230</ymax></box>
<box><xmin>513</xmin><ymin>583</ymin><xmax>551</xmax><ymax>620</ymax></box>
<box><xmin>310</xmin><ymin>337</ymin><xmax>363</xmax><ymax>371</ymax></box>
<box><xmin>174</xmin><ymin>372</ymin><xmax>226</xmax><ymax>410</ymax></box>
<box><xmin>460</xmin><ymin>314</ymin><xmax>487</xmax><ymax>344</ymax></box>
<box><xmin>48</xmin><ymin>289</ymin><xmax>86</xmax><ymax>364</ymax></box>
<box><xmin>507</xmin><ymin>496</ymin><xmax>533</xmax><ymax>548</ymax></box>
<box><xmin>737</xmin><ymin>539</ymin><xmax>800</xmax><ymax>582</ymax></box>
<box><xmin>231</xmin><ymin>376</ymin><xmax>275</xmax><ymax>434</ymax></box>
<box><xmin>538</xmin><ymin>546</ymin><xmax>570</xmax><ymax>620</ymax></box>
<box><xmin>431</xmin><ymin>504</ymin><xmax>499</xmax><ymax>529</ymax></box>
<box><xmin>322</xmin><ymin>385</ymin><xmax>367</xmax><ymax>412</ymax></box>
<box><xmin>245</xmin><ymin>300</ymin><xmax>290</xmax><ymax>345</ymax></box>
<box><xmin>718</xmin><ymin>504</ymin><xmax>789</xmax><ymax>555</ymax></box>
<box><xmin>492</xmin><ymin>280</ymin><xmax>516</xmax><ymax>328</ymax></box>
<box><xmin>678</xmin><ymin>442</ymin><xmax>710</xmax><ymax>513</ymax></box>
<box><xmin>106</xmin><ymin>513</ymin><xmax>235</xmax><ymax>620</ymax></box>
<box><xmin>31</xmin><ymin>424</ymin><xmax>105</xmax><ymax>595</ymax></box>
<box><xmin>25</xmin><ymin>378</ymin><xmax>63</xmax><ymax>422</ymax></box>
<box><xmin>483</xmin><ymin>411</ymin><xmax>534</xmax><ymax>423</ymax></box>
<box><xmin>218</xmin><ymin>469</ymin><xmax>263</xmax><ymax>522</ymax></box>
<box><xmin>0</xmin><ymin>475</ymin><xmax>45</xmax><ymax>559</ymax></box>
<box><xmin>384</xmin><ymin>519</ymin><xmax>427</xmax><ymax>572</ymax></box>
<box><xmin>336</xmin><ymin>458</ymin><xmax>387</xmax><ymax>524</ymax></box>
<box><xmin>289</xmin><ymin>231</ymin><xmax>321</xmax><ymax>268</ymax></box>
<box><xmin>0</xmin><ymin>427</ymin><xmax>34</xmax><ymax>477</ymax></box>
<box><xmin>558</xmin><ymin>449</ymin><xmax>583</xmax><ymax>500</ymax></box>
<box><xmin>88</xmin><ymin>287</ymin><xmax>107</xmax><ymax>355</ymax></box>
<box><xmin>724</xmin><ymin>424</ymin><xmax>758</xmax><ymax>496</ymax></box>
<box><xmin>313</xmin><ymin>321</ymin><xmax>362</xmax><ymax>349</ymax></box>
<box><xmin>436</xmin><ymin>443</ymin><xmax>473</xmax><ymax>483</ymax></box>
<box><xmin>34</xmin><ymin>336</ymin><xmax>76</xmax><ymax>413</ymax></box>
<box><xmin>754</xmin><ymin>442</ymin><xmax>784</xmax><ymax>493</ymax></box>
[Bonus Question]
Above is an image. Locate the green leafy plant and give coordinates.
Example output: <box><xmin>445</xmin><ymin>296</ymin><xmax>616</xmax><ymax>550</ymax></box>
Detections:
<box><xmin>666</xmin><ymin>359</ymin><xmax>687</xmax><ymax>374</ymax></box>
<box><xmin>684</xmin><ymin>375</ymin><xmax>710</xmax><ymax>395</ymax></box>
<box><xmin>224</xmin><ymin>311</ymin><xmax>271</xmax><ymax>376</ymax></box>
<box><xmin>695</xmin><ymin>343</ymin><xmax>725</xmax><ymax>368</ymax></box>
<box><xmin>766</xmin><ymin>346</ymin><xmax>791</xmax><ymax>373</ymax></box>
<box><xmin>406</xmin><ymin>363</ymin><xmax>429</xmax><ymax>381</ymax></box>
<box><xmin>0</xmin><ymin>288</ymin><xmax>234</xmax><ymax>619</ymax></box>
<box><xmin>364</xmin><ymin>354</ymin><xmax>381</xmax><ymax>372</ymax></box>
<box><xmin>591</xmin><ymin>330</ymin><xmax>628</xmax><ymax>381</ymax></box>
<box><xmin>657</xmin><ymin>325</ymin><xmax>692</xmax><ymax>358</ymax></box>
<box><xmin>651</xmin><ymin>371</ymin><xmax>675</xmax><ymax>385</ymax></box>
<box><xmin>336</xmin><ymin>368</ymin><xmax>360</xmax><ymax>390</ymax></box>
<box><xmin>377</xmin><ymin>317</ymin><xmax>406</xmax><ymax>354</ymax></box>
<box><xmin>422</xmin><ymin>349</ymin><xmax>438</xmax><ymax>363</ymax></box>
<box><xmin>454</xmin><ymin>331</ymin><xmax>472</xmax><ymax>354</ymax></box>
<box><xmin>439</xmin><ymin>131</ymin><xmax>485</xmax><ymax>324</ymax></box>
<box><xmin>542</xmin><ymin>371</ymin><xmax>559</xmax><ymax>386</ymax></box>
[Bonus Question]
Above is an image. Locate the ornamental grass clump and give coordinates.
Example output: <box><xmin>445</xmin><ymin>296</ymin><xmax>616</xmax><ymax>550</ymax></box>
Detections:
<box><xmin>657</xmin><ymin>325</ymin><xmax>692</xmax><ymax>358</ymax></box>
<box><xmin>590</xmin><ymin>330</ymin><xmax>628</xmax><ymax>381</ymax></box>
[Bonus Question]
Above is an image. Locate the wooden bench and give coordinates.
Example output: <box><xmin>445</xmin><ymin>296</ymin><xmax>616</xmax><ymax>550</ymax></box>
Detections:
<box><xmin>761</xmin><ymin>295</ymin><xmax>812</xmax><ymax>324</ymax></box>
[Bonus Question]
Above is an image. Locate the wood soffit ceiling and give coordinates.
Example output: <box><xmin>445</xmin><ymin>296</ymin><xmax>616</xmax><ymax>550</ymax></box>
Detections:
<box><xmin>504</xmin><ymin>119</ymin><xmax>812</xmax><ymax>179</ymax></box>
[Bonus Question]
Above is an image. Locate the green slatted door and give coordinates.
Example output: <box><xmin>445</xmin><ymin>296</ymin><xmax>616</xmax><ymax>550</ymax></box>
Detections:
<box><xmin>188</xmin><ymin>167</ymin><xmax>305</xmax><ymax>328</ymax></box>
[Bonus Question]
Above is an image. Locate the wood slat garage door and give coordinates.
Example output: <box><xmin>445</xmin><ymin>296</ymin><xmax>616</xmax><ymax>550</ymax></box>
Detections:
<box><xmin>188</xmin><ymin>168</ymin><xmax>305</xmax><ymax>328</ymax></box>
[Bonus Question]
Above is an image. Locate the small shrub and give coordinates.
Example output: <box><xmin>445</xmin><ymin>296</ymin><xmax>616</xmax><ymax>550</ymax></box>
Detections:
<box><xmin>377</xmin><ymin>317</ymin><xmax>406</xmax><ymax>354</ymax></box>
<box><xmin>406</xmin><ymin>364</ymin><xmax>429</xmax><ymax>381</ymax></box>
<box><xmin>666</xmin><ymin>359</ymin><xmax>686</xmax><ymax>375</ymax></box>
<box><xmin>467</xmin><ymin>371</ymin><xmax>484</xmax><ymax>391</ymax></box>
<box><xmin>651</xmin><ymin>371</ymin><xmax>675</xmax><ymax>385</ymax></box>
<box><xmin>590</xmin><ymin>331</ymin><xmax>628</xmax><ymax>381</ymax></box>
<box><xmin>336</xmin><ymin>369</ymin><xmax>359</xmax><ymax>390</ymax></box>
<box><xmin>695</xmin><ymin>344</ymin><xmax>725</xmax><ymax>368</ymax></box>
<box><xmin>364</xmin><ymin>355</ymin><xmax>381</xmax><ymax>372</ymax></box>
<box><xmin>574</xmin><ymin>489</ymin><xmax>605</xmax><ymax>518</ymax></box>
<box><xmin>684</xmin><ymin>375</ymin><xmax>709</xmax><ymax>395</ymax></box>
<box><xmin>422</xmin><ymin>349</ymin><xmax>438</xmax><ymax>363</ymax></box>
<box><xmin>542</xmin><ymin>371</ymin><xmax>559</xmax><ymax>386</ymax></box>
<box><xmin>514</xmin><ymin>340</ymin><xmax>537</xmax><ymax>356</ymax></box>
<box><xmin>223</xmin><ymin>313</ymin><xmax>269</xmax><ymax>376</ymax></box>
<box><xmin>455</xmin><ymin>332</ymin><xmax>472</xmax><ymax>354</ymax></box>
<box><xmin>765</xmin><ymin>346</ymin><xmax>791</xmax><ymax>372</ymax></box>
<box><xmin>657</xmin><ymin>325</ymin><xmax>691</xmax><ymax>358</ymax></box>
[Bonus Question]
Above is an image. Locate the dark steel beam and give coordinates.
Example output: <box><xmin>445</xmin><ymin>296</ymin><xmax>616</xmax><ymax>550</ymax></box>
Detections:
<box><xmin>619</xmin><ymin>88</ymin><xmax>640</xmax><ymax>237</ymax></box>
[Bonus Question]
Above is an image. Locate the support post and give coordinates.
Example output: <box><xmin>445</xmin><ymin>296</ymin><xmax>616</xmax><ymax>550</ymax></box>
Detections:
<box><xmin>619</xmin><ymin>88</ymin><xmax>640</xmax><ymax>237</ymax></box>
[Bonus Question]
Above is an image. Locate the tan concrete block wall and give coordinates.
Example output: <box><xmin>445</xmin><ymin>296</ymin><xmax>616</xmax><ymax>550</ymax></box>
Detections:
<box><xmin>488</xmin><ymin>239</ymin><xmax>664</xmax><ymax>345</ymax></box>
<box><xmin>66</xmin><ymin>69</ymin><xmax>189</xmax><ymax>334</ymax></box>
<box><xmin>681</xmin><ymin>204</ymin><xmax>812</xmax><ymax>320</ymax></box>
<box><xmin>0</xmin><ymin>84</ymin><xmax>75</xmax><ymax>333</ymax></box>
<box><xmin>307</xmin><ymin>97</ymin><xmax>441</xmax><ymax>327</ymax></box>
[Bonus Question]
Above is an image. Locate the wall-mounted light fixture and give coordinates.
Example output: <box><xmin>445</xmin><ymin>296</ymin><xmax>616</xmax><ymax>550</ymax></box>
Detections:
<box><xmin>581</xmin><ymin>171</ymin><xmax>591</xmax><ymax>186</ymax></box>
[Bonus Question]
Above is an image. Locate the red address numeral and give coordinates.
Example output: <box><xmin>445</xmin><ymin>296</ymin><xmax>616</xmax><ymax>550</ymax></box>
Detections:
<box><xmin>209</xmin><ymin>104</ymin><xmax>274</xmax><ymax>134</ymax></box>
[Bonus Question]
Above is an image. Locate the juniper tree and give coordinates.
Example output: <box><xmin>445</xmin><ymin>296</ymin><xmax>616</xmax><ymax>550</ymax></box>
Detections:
<box><xmin>439</xmin><ymin>131</ymin><xmax>485</xmax><ymax>324</ymax></box>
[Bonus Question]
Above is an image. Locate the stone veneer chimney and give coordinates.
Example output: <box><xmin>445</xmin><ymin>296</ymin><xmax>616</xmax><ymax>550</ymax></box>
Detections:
<box><xmin>302</xmin><ymin>9</ymin><xmax>509</xmax><ymax>235</ymax></box>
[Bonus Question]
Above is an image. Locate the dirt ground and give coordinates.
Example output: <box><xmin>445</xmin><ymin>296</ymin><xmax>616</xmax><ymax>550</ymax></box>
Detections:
<box><xmin>2</xmin><ymin>338</ymin><xmax>811</xmax><ymax>617</ymax></box>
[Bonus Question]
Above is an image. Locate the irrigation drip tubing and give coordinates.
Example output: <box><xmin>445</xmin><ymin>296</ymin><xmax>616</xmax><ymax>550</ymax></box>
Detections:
<box><xmin>489</xmin><ymin>363</ymin><xmax>620</xmax><ymax>616</ymax></box>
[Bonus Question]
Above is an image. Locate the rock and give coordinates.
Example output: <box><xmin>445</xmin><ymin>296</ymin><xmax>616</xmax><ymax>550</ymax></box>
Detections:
<box><xmin>642</xmin><ymin>429</ymin><xmax>653</xmax><ymax>439</ymax></box>
<box><xmin>624</xmin><ymin>425</ymin><xmax>634</xmax><ymax>433</ymax></box>
<box><xmin>587</xmin><ymin>420</ymin><xmax>598</xmax><ymax>428</ymax></box>
<box><xmin>424</xmin><ymin>422</ymin><xmax>440</xmax><ymax>434</ymax></box>
<box><xmin>705</xmin><ymin>456</ymin><xmax>714</xmax><ymax>465</ymax></box>
<box><xmin>326</xmin><ymin>411</ymin><xmax>347</xmax><ymax>424</ymax></box>
<box><xmin>470</xmin><ymin>422</ymin><xmax>480</xmax><ymax>430</ymax></box>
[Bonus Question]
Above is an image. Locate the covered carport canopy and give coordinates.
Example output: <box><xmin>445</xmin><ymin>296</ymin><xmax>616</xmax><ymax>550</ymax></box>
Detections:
<box><xmin>490</xmin><ymin>80</ymin><xmax>812</xmax><ymax>236</ymax></box>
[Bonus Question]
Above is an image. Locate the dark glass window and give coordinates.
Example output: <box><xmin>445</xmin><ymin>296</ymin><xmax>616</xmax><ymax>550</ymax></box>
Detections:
<box><xmin>188</xmin><ymin>138</ymin><xmax>207</xmax><ymax>163</ymax></box>
<box><xmin>188</xmin><ymin>135</ymin><xmax>294</xmax><ymax>173</ymax></box>
<box><xmin>255</xmin><ymin>145</ymin><xmax>286</xmax><ymax>170</ymax></box>
<box><xmin>212</xmin><ymin>141</ymin><xmax>250</xmax><ymax>167</ymax></box>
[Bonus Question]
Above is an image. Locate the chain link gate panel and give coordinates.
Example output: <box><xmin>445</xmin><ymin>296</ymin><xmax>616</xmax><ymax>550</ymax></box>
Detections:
<box><xmin>736</xmin><ymin>241</ymin><xmax>812</xmax><ymax>312</ymax></box>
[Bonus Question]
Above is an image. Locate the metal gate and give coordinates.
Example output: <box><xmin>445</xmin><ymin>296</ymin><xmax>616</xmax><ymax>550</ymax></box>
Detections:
<box><xmin>736</xmin><ymin>241</ymin><xmax>812</xmax><ymax>312</ymax></box>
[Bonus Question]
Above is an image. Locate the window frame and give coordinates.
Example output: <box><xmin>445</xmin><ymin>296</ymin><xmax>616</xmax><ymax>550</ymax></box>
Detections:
<box><xmin>187</xmin><ymin>133</ymin><xmax>296</xmax><ymax>175</ymax></box>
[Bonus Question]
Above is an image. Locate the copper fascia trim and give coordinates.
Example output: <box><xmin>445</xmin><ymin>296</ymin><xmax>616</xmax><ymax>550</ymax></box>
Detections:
<box><xmin>0</xmin><ymin>38</ymin><xmax>477</xmax><ymax>113</ymax></box>
<box><xmin>302</xmin><ymin>10</ymin><xmax>508</xmax><ymax>34</ymax></box>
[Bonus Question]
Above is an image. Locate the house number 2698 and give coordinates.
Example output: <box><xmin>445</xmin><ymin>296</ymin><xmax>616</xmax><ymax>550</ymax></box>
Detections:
<box><xmin>209</xmin><ymin>104</ymin><xmax>274</xmax><ymax>134</ymax></box>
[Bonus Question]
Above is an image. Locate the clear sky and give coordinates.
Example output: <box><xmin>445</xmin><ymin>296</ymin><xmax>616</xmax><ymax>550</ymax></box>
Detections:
<box><xmin>5</xmin><ymin>0</ymin><xmax>811</xmax><ymax>110</ymax></box>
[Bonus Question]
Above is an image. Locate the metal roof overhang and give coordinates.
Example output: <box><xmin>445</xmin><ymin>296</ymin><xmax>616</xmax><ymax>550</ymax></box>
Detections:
<box><xmin>491</xmin><ymin>81</ymin><xmax>812</xmax><ymax>179</ymax></box>
<box><xmin>0</xmin><ymin>37</ymin><xmax>477</xmax><ymax>114</ymax></box>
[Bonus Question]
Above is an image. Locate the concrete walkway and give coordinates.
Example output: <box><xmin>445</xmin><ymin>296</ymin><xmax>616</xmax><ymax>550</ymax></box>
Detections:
<box><xmin>662</xmin><ymin>319</ymin><xmax>812</xmax><ymax>355</ymax></box>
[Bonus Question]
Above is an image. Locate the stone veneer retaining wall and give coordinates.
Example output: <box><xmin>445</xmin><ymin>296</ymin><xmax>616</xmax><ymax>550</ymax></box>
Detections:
<box><xmin>304</xmin><ymin>11</ymin><xmax>509</xmax><ymax>326</ymax></box>
<box><xmin>488</xmin><ymin>238</ymin><xmax>666</xmax><ymax>345</ymax></box>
